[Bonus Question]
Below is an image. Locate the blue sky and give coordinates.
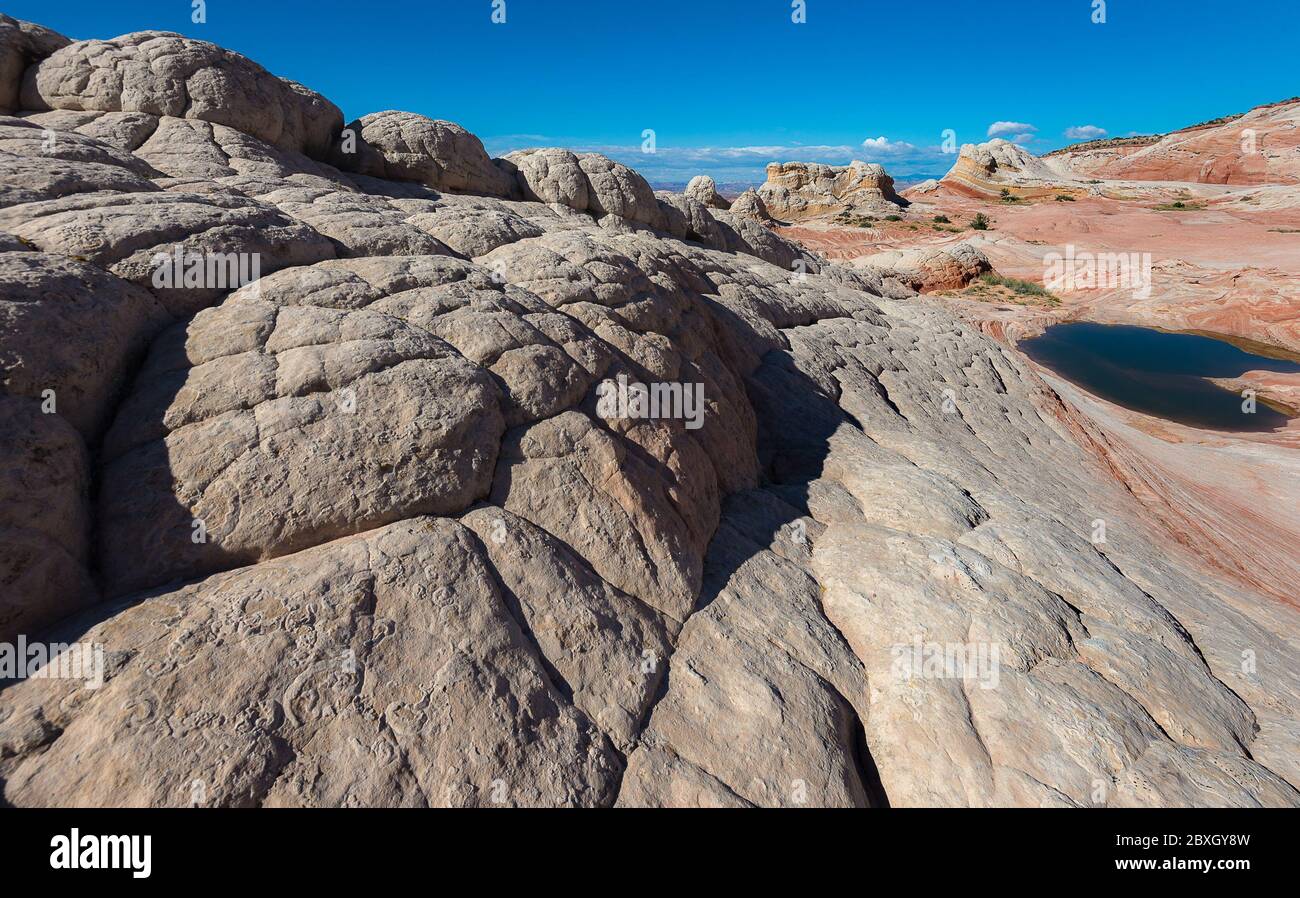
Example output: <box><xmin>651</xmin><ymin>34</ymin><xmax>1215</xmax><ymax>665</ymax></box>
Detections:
<box><xmin>10</xmin><ymin>0</ymin><xmax>1299</xmax><ymax>185</ymax></box>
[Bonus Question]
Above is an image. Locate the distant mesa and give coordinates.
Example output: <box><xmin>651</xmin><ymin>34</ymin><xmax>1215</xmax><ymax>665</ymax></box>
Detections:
<box><xmin>757</xmin><ymin>160</ymin><xmax>907</xmax><ymax>222</ymax></box>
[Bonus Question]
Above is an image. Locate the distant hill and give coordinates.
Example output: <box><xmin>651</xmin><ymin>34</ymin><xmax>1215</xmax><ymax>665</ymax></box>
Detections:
<box><xmin>1047</xmin><ymin>97</ymin><xmax>1300</xmax><ymax>185</ymax></box>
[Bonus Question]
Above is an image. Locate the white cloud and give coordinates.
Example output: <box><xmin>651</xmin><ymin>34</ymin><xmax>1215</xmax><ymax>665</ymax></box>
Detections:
<box><xmin>702</xmin><ymin>144</ymin><xmax>859</xmax><ymax>159</ymax></box>
<box><xmin>860</xmin><ymin>136</ymin><xmax>919</xmax><ymax>157</ymax></box>
<box><xmin>987</xmin><ymin>121</ymin><xmax>1037</xmax><ymax>138</ymax></box>
<box><xmin>1064</xmin><ymin>124</ymin><xmax>1108</xmax><ymax>140</ymax></box>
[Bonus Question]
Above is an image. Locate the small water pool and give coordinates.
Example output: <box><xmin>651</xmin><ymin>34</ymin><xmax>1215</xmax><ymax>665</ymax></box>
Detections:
<box><xmin>1019</xmin><ymin>322</ymin><xmax>1300</xmax><ymax>431</ymax></box>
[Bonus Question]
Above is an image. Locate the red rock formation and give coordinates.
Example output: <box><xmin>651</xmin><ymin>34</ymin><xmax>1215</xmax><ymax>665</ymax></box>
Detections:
<box><xmin>1051</xmin><ymin>98</ymin><xmax>1300</xmax><ymax>186</ymax></box>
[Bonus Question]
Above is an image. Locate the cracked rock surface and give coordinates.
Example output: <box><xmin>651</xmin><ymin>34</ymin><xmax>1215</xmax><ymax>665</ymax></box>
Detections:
<box><xmin>0</xmin><ymin>17</ymin><xmax>1296</xmax><ymax>807</ymax></box>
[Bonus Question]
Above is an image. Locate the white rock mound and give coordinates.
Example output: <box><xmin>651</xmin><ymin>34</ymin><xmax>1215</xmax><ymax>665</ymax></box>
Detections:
<box><xmin>0</xmin><ymin>14</ymin><xmax>68</xmax><ymax>111</ymax></box>
<box><xmin>941</xmin><ymin>138</ymin><xmax>1087</xmax><ymax>197</ymax></box>
<box><xmin>759</xmin><ymin>160</ymin><xmax>906</xmax><ymax>221</ymax></box>
<box><xmin>728</xmin><ymin>187</ymin><xmax>774</xmax><ymax>224</ymax></box>
<box><xmin>19</xmin><ymin>29</ymin><xmax>342</xmax><ymax>158</ymax></box>
<box><xmin>330</xmin><ymin>110</ymin><xmax>517</xmax><ymax>198</ymax></box>
<box><xmin>685</xmin><ymin>175</ymin><xmax>730</xmax><ymax>209</ymax></box>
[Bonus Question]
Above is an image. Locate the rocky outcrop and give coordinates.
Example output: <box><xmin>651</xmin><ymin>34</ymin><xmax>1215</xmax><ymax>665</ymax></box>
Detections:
<box><xmin>1</xmin><ymin>16</ymin><xmax>1297</xmax><ymax>809</ymax></box>
<box><xmin>619</xmin><ymin>304</ymin><xmax>1300</xmax><ymax>807</ymax></box>
<box><xmin>575</xmin><ymin>153</ymin><xmax>663</xmax><ymax>226</ymax></box>
<box><xmin>0</xmin><ymin>188</ymin><xmax>338</xmax><ymax>318</ymax></box>
<box><xmin>330</xmin><ymin>110</ymin><xmax>517</xmax><ymax>198</ymax></box>
<box><xmin>854</xmin><ymin>242</ymin><xmax>993</xmax><ymax>293</ymax></box>
<box><xmin>1049</xmin><ymin>98</ymin><xmax>1300</xmax><ymax>186</ymax></box>
<box><xmin>654</xmin><ymin>189</ymin><xmax>726</xmax><ymax>246</ymax></box>
<box><xmin>728</xmin><ymin>187</ymin><xmax>774</xmax><ymax>224</ymax></box>
<box><xmin>0</xmin><ymin>14</ymin><xmax>68</xmax><ymax>112</ymax></box>
<box><xmin>0</xmin><ymin>250</ymin><xmax>169</xmax><ymax>440</ymax></box>
<box><xmin>0</xmin><ymin>116</ymin><xmax>162</xmax><ymax>207</ymax></box>
<box><xmin>19</xmin><ymin>30</ymin><xmax>343</xmax><ymax>158</ymax></box>
<box><xmin>97</xmin><ymin>258</ymin><xmax>508</xmax><ymax>597</ymax></box>
<box><xmin>941</xmin><ymin>138</ymin><xmax>1086</xmax><ymax>198</ymax></box>
<box><xmin>684</xmin><ymin>175</ymin><xmax>730</xmax><ymax>209</ymax></box>
<box><xmin>0</xmin><ymin>517</ymin><xmax>623</xmax><ymax>807</ymax></box>
<box><xmin>0</xmin><ymin>395</ymin><xmax>96</xmax><ymax>643</ymax></box>
<box><xmin>0</xmin><ymin>248</ymin><xmax>170</xmax><ymax>638</ymax></box>
<box><xmin>499</xmin><ymin>147</ymin><xmax>813</xmax><ymax>269</ymax></box>
<box><xmin>503</xmin><ymin>148</ymin><xmax>590</xmax><ymax>209</ymax></box>
<box><xmin>502</xmin><ymin>148</ymin><xmax>664</xmax><ymax>228</ymax></box>
<box><xmin>758</xmin><ymin>160</ymin><xmax>905</xmax><ymax>221</ymax></box>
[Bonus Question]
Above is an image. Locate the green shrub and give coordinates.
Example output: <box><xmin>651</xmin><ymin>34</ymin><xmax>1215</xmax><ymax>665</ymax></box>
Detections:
<box><xmin>970</xmin><ymin>212</ymin><xmax>990</xmax><ymax>230</ymax></box>
<box><xmin>978</xmin><ymin>272</ymin><xmax>1056</xmax><ymax>299</ymax></box>
<box><xmin>834</xmin><ymin>211</ymin><xmax>877</xmax><ymax>227</ymax></box>
<box><xmin>1153</xmin><ymin>200</ymin><xmax>1205</xmax><ymax>211</ymax></box>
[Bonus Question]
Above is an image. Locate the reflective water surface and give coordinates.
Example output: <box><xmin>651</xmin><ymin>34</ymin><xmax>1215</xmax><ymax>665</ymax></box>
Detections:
<box><xmin>1019</xmin><ymin>322</ymin><xmax>1300</xmax><ymax>432</ymax></box>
